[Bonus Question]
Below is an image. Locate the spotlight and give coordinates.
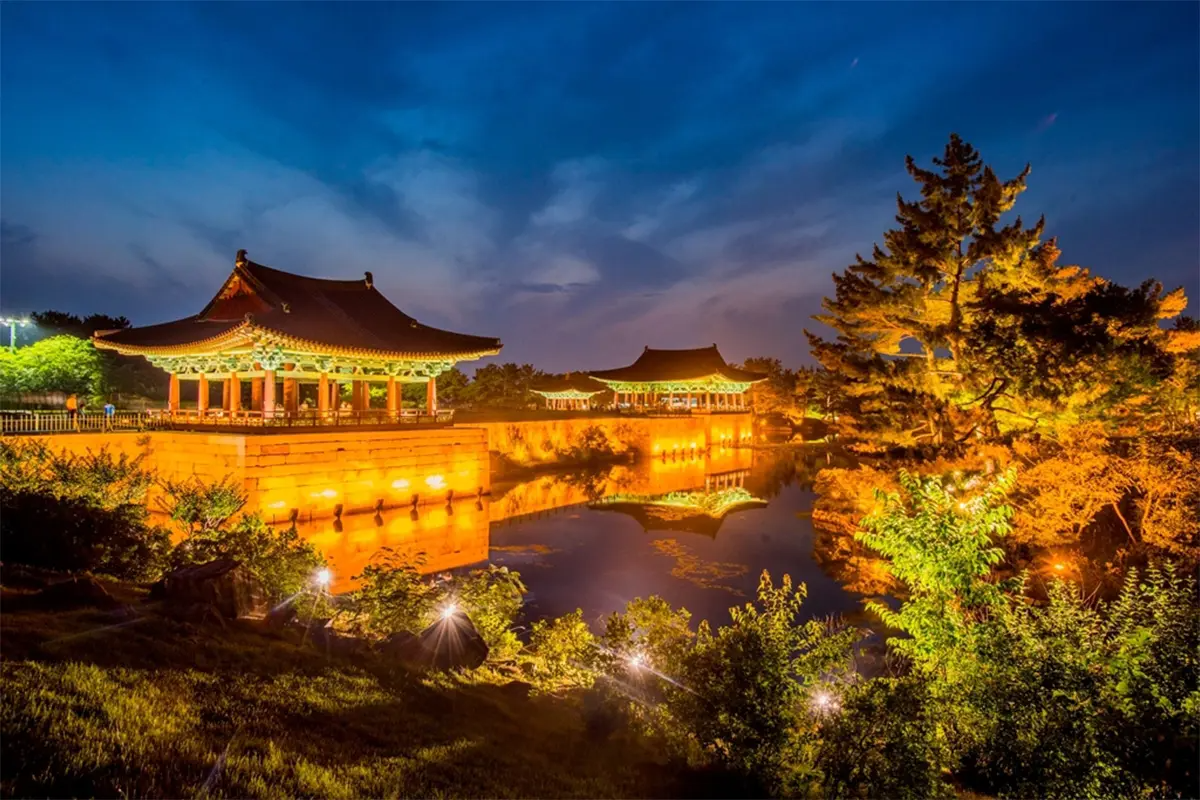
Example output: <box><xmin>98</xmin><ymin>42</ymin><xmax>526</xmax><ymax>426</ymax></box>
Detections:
<box><xmin>314</xmin><ymin>567</ymin><xmax>333</xmax><ymax>588</ymax></box>
<box><xmin>441</xmin><ymin>602</ymin><xmax>458</xmax><ymax>621</ymax></box>
<box><xmin>626</xmin><ymin>652</ymin><xmax>646</xmax><ymax>670</ymax></box>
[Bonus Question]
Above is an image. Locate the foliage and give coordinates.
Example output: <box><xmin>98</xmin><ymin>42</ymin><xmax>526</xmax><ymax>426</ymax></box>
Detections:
<box><xmin>805</xmin><ymin>134</ymin><xmax>1191</xmax><ymax>445</ymax></box>
<box><xmin>342</xmin><ymin>549</ymin><xmax>442</xmax><ymax>638</ymax></box>
<box><xmin>0</xmin><ymin>439</ymin><xmax>154</xmax><ymax>508</ymax></box>
<box><xmin>815</xmin><ymin>677</ymin><xmax>952</xmax><ymax>799</ymax></box>
<box><xmin>561</xmin><ymin>424</ymin><xmax>624</xmax><ymax>463</ymax></box>
<box><xmin>30</xmin><ymin>310</ymin><xmax>130</xmax><ymax>339</ymax></box>
<box><xmin>452</xmin><ymin>565</ymin><xmax>527</xmax><ymax>660</ymax></box>
<box><xmin>159</xmin><ymin>476</ymin><xmax>324</xmax><ymax>602</ymax></box>
<box><xmin>463</xmin><ymin>362</ymin><xmax>546</xmax><ymax>409</ymax></box>
<box><xmin>598</xmin><ymin>576</ymin><xmax>860</xmax><ymax>795</ymax></box>
<box><xmin>435</xmin><ymin>367</ymin><xmax>471</xmax><ymax>406</ymax></box>
<box><xmin>0</xmin><ymin>335</ymin><xmax>107</xmax><ymax>401</ymax></box>
<box><xmin>0</xmin><ymin>440</ymin><xmax>168</xmax><ymax>581</ymax></box>
<box><xmin>526</xmin><ymin>609</ymin><xmax>599</xmax><ymax>690</ymax></box>
<box><xmin>0</xmin><ymin>488</ymin><xmax>171</xmax><ymax>581</ymax></box>
<box><xmin>741</xmin><ymin>357</ymin><xmax>797</xmax><ymax>417</ymax></box>
<box><xmin>857</xmin><ymin>470</ymin><xmax>1015</xmax><ymax>681</ymax></box>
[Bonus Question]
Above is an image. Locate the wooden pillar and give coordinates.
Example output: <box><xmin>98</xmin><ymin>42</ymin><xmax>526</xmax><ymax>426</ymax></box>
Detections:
<box><xmin>222</xmin><ymin>379</ymin><xmax>231</xmax><ymax>410</ymax></box>
<box><xmin>386</xmin><ymin>376</ymin><xmax>398</xmax><ymax>417</ymax></box>
<box><xmin>229</xmin><ymin>373</ymin><xmax>241</xmax><ymax>414</ymax></box>
<box><xmin>426</xmin><ymin>378</ymin><xmax>437</xmax><ymax>416</ymax></box>
<box><xmin>197</xmin><ymin>374</ymin><xmax>209</xmax><ymax>415</ymax></box>
<box><xmin>352</xmin><ymin>379</ymin><xmax>364</xmax><ymax>411</ymax></box>
<box><xmin>317</xmin><ymin>373</ymin><xmax>329</xmax><ymax>415</ymax></box>
<box><xmin>685</xmin><ymin>391</ymin><xmax>692</xmax><ymax>410</ymax></box>
<box><xmin>251</xmin><ymin>377</ymin><xmax>263</xmax><ymax>411</ymax></box>
<box><xmin>283</xmin><ymin>367</ymin><xmax>299</xmax><ymax>413</ymax></box>
<box><xmin>167</xmin><ymin>373</ymin><xmax>180</xmax><ymax>413</ymax></box>
<box><xmin>330</xmin><ymin>379</ymin><xmax>339</xmax><ymax>409</ymax></box>
<box><xmin>262</xmin><ymin>369</ymin><xmax>276</xmax><ymax>418</ymax></box>
<box><xmin>705</xmin><ymin>391</ymin><xmax>711</xmax><ymax>410</ymax></box>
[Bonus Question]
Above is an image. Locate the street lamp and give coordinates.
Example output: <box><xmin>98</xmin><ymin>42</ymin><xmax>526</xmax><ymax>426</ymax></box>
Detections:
<box><xmin>0</xmin><ymin>316</ymin><xmax>30</xmax><ymax>353</ymax></box>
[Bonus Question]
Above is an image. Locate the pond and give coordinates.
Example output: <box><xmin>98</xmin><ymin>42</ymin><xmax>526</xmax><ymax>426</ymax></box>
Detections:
<box><xmin>299</xmin><ymin>445</ymin><xmax>874</xmax><ymax>629</ymax></box>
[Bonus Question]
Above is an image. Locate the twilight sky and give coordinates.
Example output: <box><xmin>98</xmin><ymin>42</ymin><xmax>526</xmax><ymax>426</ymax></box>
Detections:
<box><xmin>1</xmin><ymin>2</ymin><xmax>1197</xmax><ymax>372</ymax></box>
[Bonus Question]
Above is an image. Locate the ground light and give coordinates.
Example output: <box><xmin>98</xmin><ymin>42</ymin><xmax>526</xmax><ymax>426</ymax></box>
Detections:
<box><xmin>441</xmin><ymin>602</ymin><xmax>458</xmax><ymax>620</ymax></box>
<box><xmin>314</xmin><ymin>567</ymin><xmax>333</xmax><ymax>588</ymax></box>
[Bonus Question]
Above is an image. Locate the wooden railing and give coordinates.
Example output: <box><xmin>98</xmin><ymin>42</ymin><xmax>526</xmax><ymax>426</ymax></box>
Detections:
<box><xmin>0</xmin><ymin>408</ymin><xmax>454</xmax><ymax>435</ymax></box>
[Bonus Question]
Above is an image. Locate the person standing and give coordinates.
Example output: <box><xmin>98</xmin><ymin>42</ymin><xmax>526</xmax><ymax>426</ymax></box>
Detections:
<box><xmin>103</xmin><ymin>401</ymin><xmax>116</xmax><ymax>430</ymax></box>
<box><xmin>65</xmin><ymin>393</ymin><xmax>79</xmax><ymax>431</ymax></box>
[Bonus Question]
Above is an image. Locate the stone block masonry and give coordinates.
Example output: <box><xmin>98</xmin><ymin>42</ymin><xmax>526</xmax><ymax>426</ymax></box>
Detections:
<box><xmin>21</xmin><ymin>428</ymin><xmax>490</xmax><ymax>521</ymax></box>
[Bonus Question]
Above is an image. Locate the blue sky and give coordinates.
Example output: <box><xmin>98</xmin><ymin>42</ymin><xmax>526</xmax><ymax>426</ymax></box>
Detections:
<box><xmin>2</xmin><ymin>1</ymin><xmax>1197</xmax><ymax>371</ymax></box>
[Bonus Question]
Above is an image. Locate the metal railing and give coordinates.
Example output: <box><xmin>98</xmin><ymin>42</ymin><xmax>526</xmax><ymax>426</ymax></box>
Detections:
<box><xmin>0</xmin><ymin>408</ymin><xmax>454</xmax><ymax>435</ymax></box>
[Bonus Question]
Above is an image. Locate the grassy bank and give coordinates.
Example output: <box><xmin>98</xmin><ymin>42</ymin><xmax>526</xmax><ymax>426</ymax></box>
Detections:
<box><xmin>0</xmin><ymin>586</ymin><xmax>682</xmax><ymax>799</ymax></box>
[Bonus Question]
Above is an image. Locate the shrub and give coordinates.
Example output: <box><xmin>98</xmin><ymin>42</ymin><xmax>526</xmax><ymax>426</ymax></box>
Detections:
<box><xmin>451</xmin><ymin>565</ymin><xmax>526</xmax><ymax>660</ymax></box>
<box><xmin>816</xmin><ymin>677</ymin><xmax>952</xmax><ymax>799</ymax></box>
<box><xmin>526</xmin><ymin>609</ymin><xmax>598</xmax><ymax>690</ymax></box>
<box><xmin>341</xmin><ymin>549</ymin><xmax>442</xmax><ymax>638</ymax></box>
<box><xmin>0</xmin><ymin>439</ymin><xmax>154</xmax><ymax>508</ymax></box>
<box><xmin>0</xmin><ymin>488</ymin><xmax>170</xmax><ymax>582</ymax></box>
<box><xmin>160</xmin><ymin>477</ymin><xmax>324</xmax><ymax>603</ymax></box>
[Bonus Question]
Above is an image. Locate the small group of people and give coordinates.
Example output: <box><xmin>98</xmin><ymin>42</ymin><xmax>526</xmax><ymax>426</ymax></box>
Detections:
<box><xmin>63</xmin><ymin>393</ymin><xmax>118</xmax><ymax>431</ymax></box>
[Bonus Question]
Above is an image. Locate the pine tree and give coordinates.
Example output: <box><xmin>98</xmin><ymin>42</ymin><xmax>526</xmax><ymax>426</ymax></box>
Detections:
<box><xmin>805</xmin><ymin>134</ymin><xmax>1044</xmax><ymax>445</ymax></box>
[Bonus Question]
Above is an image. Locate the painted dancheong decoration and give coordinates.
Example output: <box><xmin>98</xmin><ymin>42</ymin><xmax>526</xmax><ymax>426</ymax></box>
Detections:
<box><xmin>93</xmin><ymin>250</ymin><xmax>502</xmax><ymax>421</ymax></box>
<box><xmin>588</xmin><ymin>345</ymin><xmax>765</xmax><ymax>412</ymax></box>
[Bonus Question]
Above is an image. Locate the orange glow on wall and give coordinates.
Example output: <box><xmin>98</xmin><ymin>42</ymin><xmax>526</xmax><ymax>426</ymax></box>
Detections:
<box><xmin>391</xmin><ymin>478</ymin><xmax>410</xmax><ymax>490</ymax></box>
<box><xmin>425</xmin><ymin>474</ymin><xmax>446</xmax><ymax>489</ymax></box>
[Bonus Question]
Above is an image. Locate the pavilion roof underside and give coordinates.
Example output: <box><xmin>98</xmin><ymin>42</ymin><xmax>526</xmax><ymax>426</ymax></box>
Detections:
<box><xmin>589</xmin><ymin>345</ymin><xmax>765</xmax><ymax>384</ymax></box>
<box><xmin>530</xmin><ymin>373</ymin><xmax>608</xmax><ymax>396</ymax></box>
<box><xmin>93</xmin><ymin>256</ymin><xmax>502</xmax><ymax>361</ymax></box>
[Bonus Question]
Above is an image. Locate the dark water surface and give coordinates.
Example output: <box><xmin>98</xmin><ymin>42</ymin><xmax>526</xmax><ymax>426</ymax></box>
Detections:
<box><xmin>299</xmin><ymin>445</ymin><xmax>870</xmax><ymax>629</ymax></box>
<box><xmin>486</xmin><ymin>446</ymin><xmax>867</xmax><ymax>628</ymax></box>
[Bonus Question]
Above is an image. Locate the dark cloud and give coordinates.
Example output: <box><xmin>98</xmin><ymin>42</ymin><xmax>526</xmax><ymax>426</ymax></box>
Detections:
<box><xmin>1</xmin><ymin>2</ymin><xmax>1196</xmax><ymax>368</ymax></box>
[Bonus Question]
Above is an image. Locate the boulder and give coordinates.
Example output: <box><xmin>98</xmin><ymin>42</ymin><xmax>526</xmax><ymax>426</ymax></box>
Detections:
<box><xmin>33</xmin><ymin>576</ymin><xmax>120</xmax><ymax>610</ymax></box>
<box><xmin>415</xmin><ymin>610</ymin><xmax>489</xmax><ymax>670</ymax></box>
<box><xmin>378</xmin><ymin>630</ymin><xmax>424</xmax><ymax>663</ymax></box>
<box><xmin>156</xmin><ymin>559</ymin><xmax>267</xmax><ymax>620</ymax></box>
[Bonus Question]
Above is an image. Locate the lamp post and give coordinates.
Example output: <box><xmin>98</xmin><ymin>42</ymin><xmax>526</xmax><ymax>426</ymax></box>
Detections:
<box><xmin>0</xmin><ymin>316</ymin><xmax>30</xmax><ymax>353</ymax></box>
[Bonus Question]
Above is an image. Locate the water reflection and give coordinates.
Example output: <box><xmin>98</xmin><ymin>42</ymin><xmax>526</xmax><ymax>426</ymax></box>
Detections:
<box><xmin>294</xmin><ymin>445</ymin><xmax>876</xmax><ymax>627</ymax></box>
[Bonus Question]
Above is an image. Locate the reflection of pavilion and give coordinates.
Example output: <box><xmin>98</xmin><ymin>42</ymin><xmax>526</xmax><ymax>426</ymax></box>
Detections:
<box><xmin>588</xmin><ymin>471</ymin><xmax>767</xmax><ymax>538</ymax></box>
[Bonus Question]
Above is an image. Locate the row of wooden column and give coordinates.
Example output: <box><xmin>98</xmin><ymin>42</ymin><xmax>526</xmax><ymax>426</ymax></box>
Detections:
<box><xmin>167</xmin><ymin>370</ymin><xmax>439</xmax><ymax>416</ymax></box>
<box><xmin>546</xmin><ymin>397</ymin><xmax>591</xmax><ymax>410</ymax></box>
<box><xmin>615</xmin><ymin>389</ymin><xmax>748</xmax><ymax>410</ymax></box>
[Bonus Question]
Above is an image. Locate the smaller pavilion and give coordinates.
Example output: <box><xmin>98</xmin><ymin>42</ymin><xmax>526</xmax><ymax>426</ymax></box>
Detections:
<box><xmin>530</xmin><ymin>373</ymin><xmax>608</xmax><ymax>411</ymax></box>
<box><xmin>94</xmin><ymin>250</ymin><xmax>502</xmax><ymax>422</ymax></box>
<box><xmin>589</xmin><ymin>345</ymin><xmax>765</xmax><ymax>412</ymax></box>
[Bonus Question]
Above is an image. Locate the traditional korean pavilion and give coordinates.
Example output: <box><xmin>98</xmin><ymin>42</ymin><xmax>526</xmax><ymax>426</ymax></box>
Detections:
<box><xmin>530</xmin><ymin>373</ymin><xmax>609</xmax><ymax>410</ymax></box>
<box><xmin>588</xmin><ymin>345</ymin><xmax>765</xmax><ymax>412</ymax></box>
<box><xmin>93</xmin><ymin>250</ymin><xmax>502</xmax><ymax>420</ymax></box>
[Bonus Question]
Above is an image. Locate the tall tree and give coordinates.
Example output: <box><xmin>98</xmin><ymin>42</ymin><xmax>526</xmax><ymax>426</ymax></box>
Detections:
<box><xmin>740</xmin><ymin>357</ymin><xmax>796</xmax><ymax>417</ymax></box>
<box><xmin>805</xmin><ymin>134</ymin><xmax>1191</xmax><ymax>444</ymax></box>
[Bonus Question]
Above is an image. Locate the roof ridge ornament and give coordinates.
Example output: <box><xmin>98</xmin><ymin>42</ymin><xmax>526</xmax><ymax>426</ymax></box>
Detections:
<box><xmin>236</xmin><ymin>249</ymin><xmax>248</xmax><ymax>267</ymax></box>
<box><xmin>364</xmin><ymin>271</ymin><xmax>374</xmax><ymax>289</ymax></box>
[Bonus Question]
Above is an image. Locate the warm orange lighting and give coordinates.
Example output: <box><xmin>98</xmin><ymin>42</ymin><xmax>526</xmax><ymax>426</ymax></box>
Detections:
<box><xmin>653</xmin><ymin>444</ymin><xmax>660</xmax><ymax>453</ymax></box>
<box><xmin>268</xmin><ymin>500</ymin><xmax>287</xmax><ymax>509</ymax></box>
<box><xmin>690</xmin><ymin>442</ymin><xmax>696</xmax><ymax>449</ymax></box>
<box><xmin>311</xmin><ymin>488</ymin><xmax>338</xmax><ymax>499</ymax></box>
<box><xmin>392</xmin><ymin>478</ymin><xmax>410</xmax><ymax>490</ymax></box>
<box><xmin>1054</xmin><ymin>562</ymin><xmax>1066</xmax><ymax>572</ymax></box>
<box><xmin>425</xmin><ymin>474</ymin><xmax>446</xmax><ymax>489</ymax></box>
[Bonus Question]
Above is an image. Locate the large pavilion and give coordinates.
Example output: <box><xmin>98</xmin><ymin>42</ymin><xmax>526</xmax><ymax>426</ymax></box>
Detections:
<box><xmin>589</xmin><ymin>345</ymin><xmax>765</xmax><ymax>412</ymax></box>
<box><xmin>530</xmin><ymin>373</ymin><xmax>609</xmax><ymax>410</ymax></box>
<box><xmin>93</xmin><ymin>250</ymin><xmax>502</xmax><ymax>422</ymax></box>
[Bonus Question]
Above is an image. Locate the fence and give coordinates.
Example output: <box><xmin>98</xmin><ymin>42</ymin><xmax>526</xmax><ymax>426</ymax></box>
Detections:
<box><xmin>0</xmin><ymin>408</ymin><xmax>454</xmax><ymax>435</ymax></box>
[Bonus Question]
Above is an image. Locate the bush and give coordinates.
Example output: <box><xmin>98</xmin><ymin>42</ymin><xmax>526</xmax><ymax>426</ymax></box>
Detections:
<box><xmin>597</xmin><ymin>575</ymin><xmax>860</xmax><ymax>796</ymax></box>
<box><xmin>0</xmin><ymin>439</ymin><xmax>154</xmax><ymax>508</ymax></box>
<box><xmin>816</xmin><ymin>677</ymin><xmax>952</xmax><ymax>799</ymax></box>
<box><xmin>160</xmin><ymin>477</ymin><xmax>324</xmax><ymax>604</ymax></box>
<box><xmin>452</xmin><ymin>565</ymin><xmax>526</xmax><ymax>660</ymax></box>
<box><xmin>0</xmin><ymin>488</ymin><xmax>170</xmax><ymax>582</ymax></box>
<box><xmin>526</xmin><ymin>609</ymin><xmax>598</xmax><ymax>690</ymax></box>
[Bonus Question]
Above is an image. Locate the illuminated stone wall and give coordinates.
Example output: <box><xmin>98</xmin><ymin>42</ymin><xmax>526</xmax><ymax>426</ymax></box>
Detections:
<box><xmin>19</xmin><ymin>428</ymin><xmax>489</xmax><ymax>520</ymax></box>
<box><xmin>466</xmin><ymin>413</ymin><xmax>755</xmax><ymax>468</ymax></box>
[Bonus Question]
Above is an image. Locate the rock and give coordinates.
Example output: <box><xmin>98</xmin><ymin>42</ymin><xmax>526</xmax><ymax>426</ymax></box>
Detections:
<box><xmin>33</xmin><ymin>576</ymin><xmax>120</xmax><ymax>610</ymax></box>
<box><xmin>414</xmin><ymin>610</ymin><xmax>489</xmax><ymax>670</ymax></box>
<box><xmin>157</xmin><ymin>559</ymin><xmax>267</xmax><ymax>620</ymax></box>
<box><xmin>266</xmin><ymin>603</ymin><xmax>298</xmax><ymax>630</ymax></box>
<box><xmin>500</xmin><ymin>680</ymin><xmax>534</xmax><ymax>700</ymax></box>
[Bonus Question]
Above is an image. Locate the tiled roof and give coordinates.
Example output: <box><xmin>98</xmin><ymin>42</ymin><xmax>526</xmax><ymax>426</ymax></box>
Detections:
<box><xmin>94</xmin><ymin>252</ymin><xmax>503</xmax><ymax>360</ymax></box>
<box><xmin>530</xmin><ymin>373</ymin><xmax>609</xmax><ymax>395</ymax></box>
<box><xmin>589</xmin><ymin>345</ymin><xmax>766</xmax><ymax>384</ymax></box>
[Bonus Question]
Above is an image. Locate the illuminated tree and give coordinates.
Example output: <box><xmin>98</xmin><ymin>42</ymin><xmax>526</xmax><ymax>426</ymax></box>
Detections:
<box><xmin>740</xmin><ymin>356</ymin><xmax>796</xmax><ymax>416</ymax></box>
<box><xmin>0</xmin><ymin>335</ymin><xmax>106</xmax><ymax>400</ymax></box>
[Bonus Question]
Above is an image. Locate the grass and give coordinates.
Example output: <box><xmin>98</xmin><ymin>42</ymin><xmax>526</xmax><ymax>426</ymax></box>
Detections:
<box><xmin>1</xmin><ymin>585</ymin><xmax>683</xmax><ymax>799</ymax></box>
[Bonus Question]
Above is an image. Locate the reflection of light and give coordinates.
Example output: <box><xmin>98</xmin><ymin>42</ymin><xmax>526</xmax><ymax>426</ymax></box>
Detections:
<box><xmin>811</xmin><ymin>690</ymin><xmax>839</xmax><ymax>714</ymax></box>
<box><xmin>653</xmin><ymin>444</ymin><xmax>660</xmax><ymax>453</ymax></box>
<box><xmin>392</xmin><ymin>478</ymin><xmax>410</xmax><ymax>490</ymax></box>
<box><xmin>425</xmin><ymin>474</ymin><xmax>446</xmax><ymax>489</ymax></box>
<box><xmin>314</xmin><ymin>567</ymin><xmax>333</xmax><ymax>587</ymax></box>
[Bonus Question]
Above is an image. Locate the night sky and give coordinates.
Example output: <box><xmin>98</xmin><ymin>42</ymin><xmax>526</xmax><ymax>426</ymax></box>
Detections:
<box><xmin>2</xmin><ymin>2</ymin><xmax>1197</xmax><ymax>371</ymax></box>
